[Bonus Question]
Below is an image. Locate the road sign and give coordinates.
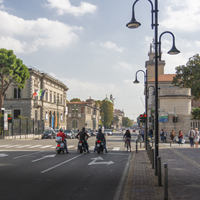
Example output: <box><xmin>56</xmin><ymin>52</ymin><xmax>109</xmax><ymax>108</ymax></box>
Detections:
<box><xmin>88</xmin><ymin>156</ymin><xmax>114</xmax><ymax>165</ymax></box>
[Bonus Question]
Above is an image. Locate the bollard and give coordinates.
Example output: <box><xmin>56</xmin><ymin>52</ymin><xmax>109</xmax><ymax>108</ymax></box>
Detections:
<box><xmin>157</xmin><ymin>156</ymin><xmax>162</xmax><ymax>186</ymax></box>
<box><xmin>149</xmin><ymin>147</ymin><xmax>152</xmax><ymax>164</ymax></box>
<box><xmin>136</xmin><ymin>140</ymin><xmax>138</xmax><ymax>153</ymax></box>
<box><xmin>140</xmin><ymin>141</ymin><xmax>141</xmax><ymax>148</ymax></box>
<box><xmin>163</xmin><ymin>163</ymin><xmax>168</xmax><ymax>200</ymax></box>
<box><xmin>151</xmin><ymin>148</ymin><xmax>154</xmax><ymax>169</ymax></box>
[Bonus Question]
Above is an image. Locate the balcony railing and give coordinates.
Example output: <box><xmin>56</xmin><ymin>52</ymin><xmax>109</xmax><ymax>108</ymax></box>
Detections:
<box><xmin>34</xmin><ymin>100</ymin><xmax>42</xmax><ymax>107</ymax></box>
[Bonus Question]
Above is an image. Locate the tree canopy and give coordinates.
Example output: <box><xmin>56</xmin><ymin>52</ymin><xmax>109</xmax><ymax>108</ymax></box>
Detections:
<box><xmin>70</xmin><ymin>98</ymin><xmax>81</xmax><ymax>102</ymax></box>
<box><xmin>191</xmin><ymin>107</ymin><xmax>200</xmax><ymax>120</ymax></box>
<box><xmin>100</xmin><ymin>100</ymin><xmax>113</xmax><ymax>128</ymax></box>
<box><xmin>172</xmin><ymin>54</ymin><xmax>200</xmax><ymax>101</ymax></box>
<box><xmin>0</xmin><ymin>48</ymin><xmax>30</xmax><ymax>112</ymax></box>
<box><xmin>122</xmin><ymin>117</ymin><xmax>132</xmax><ymax>127</ymax></box>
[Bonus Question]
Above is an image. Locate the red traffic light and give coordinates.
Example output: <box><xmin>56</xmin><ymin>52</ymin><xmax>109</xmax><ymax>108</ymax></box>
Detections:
<box><xmin>143</xmin><ymin>114</ymin><xmax>147</xmax><ymax>118</ymax></box>
<box><xmin>140</xmin><ymin>114</ymin><xmax>143</xmax><ymax>117</ymax></box>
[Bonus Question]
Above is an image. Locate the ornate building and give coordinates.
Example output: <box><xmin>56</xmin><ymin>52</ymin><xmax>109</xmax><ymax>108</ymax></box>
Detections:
<box><xmin>67</xmin><ymin>97</ymin><xmax>100</xmax><ymax>130</ymax></box>
<box><xmin>3</xmin><ymin>67</ymin><xmax>68</xmax><ymax>130</ymax></box>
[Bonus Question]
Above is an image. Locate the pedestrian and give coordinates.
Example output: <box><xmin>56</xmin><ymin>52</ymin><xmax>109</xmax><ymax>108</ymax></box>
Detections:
<box><xmin>160</xmin><ymin>129</ymin><xmax>164</xmax><ymax>142</ymax></box>
<box><xmin>194</xmin><ymin>128</ymin><xmax>199</xmax><ymax>148</ymax></box>
<box><xmin>170</xmin><ymin>130</ymin><xmax>175</xmax><ymax>143</ymax></box>
<box><xmin>149</xmin><ymin>129</ymin><xmax>153</xmax><ymax>141</ymax></box>
<box><xmin>141</xmin><ymin>129</ymin><xmax>144</xmax><ymax>142</ymax></box>
<box><xmin>188</xmin><ymin>127</ymin><xmax>195</xmax><ymax>147</ymax></box>
<box><xmin>163</xmin><ymin>129</ymin><xmax>167</xmax><ymax>143</ymax></box>
<box><xmin>178</xmin><ymin>130</ymin><xmax>183</xmax><ymax>145</ymax></box>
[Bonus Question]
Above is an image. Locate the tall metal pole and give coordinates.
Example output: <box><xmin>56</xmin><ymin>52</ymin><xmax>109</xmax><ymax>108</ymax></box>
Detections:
<box><xmin>57</xmin><ymin>99</ymin><xmax>59</xmax><ymax>129</ymax></box>
<box><xmin>145</xmin><ymin>69</ymin><xmax>148</xmax><ymax>150</ymax></box>
<box><xmin>154</xmin><ymin>0</ymin><xmax>159</xmax><ymax>176</ymax></box>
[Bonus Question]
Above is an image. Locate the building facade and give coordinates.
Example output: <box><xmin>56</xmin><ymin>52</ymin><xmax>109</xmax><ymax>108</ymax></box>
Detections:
<box><xmin>3</xmin><ymin>67</ymin><xmax>69</xmax><ymax>130</ymax></box>
<box><xmin>113</xmin><ymin>109</ymin><xmax>124</xmax><ymax>129</ymax></box>
<box><xmin>67</xmin><ymin>98</ymin><xmax>100</xmax><ymax>131</ymax></box>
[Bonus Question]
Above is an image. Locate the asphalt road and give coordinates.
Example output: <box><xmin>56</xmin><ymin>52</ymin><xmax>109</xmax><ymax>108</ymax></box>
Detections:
<box><xmin>0</xmin><ymin>131</ymin><xmax>138</xmax><ymax>200</ymax></box>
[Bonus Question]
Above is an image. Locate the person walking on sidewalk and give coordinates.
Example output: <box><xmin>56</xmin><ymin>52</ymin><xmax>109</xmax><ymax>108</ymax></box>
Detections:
<box><xmin>178</xmin><ymin>130</ymin><xmax>183</xmax><ymax>145</ymax></box>
<box><xmin>160</xmin><ymin>129</ymin><xmax>164</xmax><ymax>142</ymax></box>
<box><xmin>194</xmin><ymin>128</ymin><xmax>199</xmax><ymax>148</ymax></box>
<box><xmin>188</xmin><ymin>127</ymin><xmax>195</xmax><ymax>147</ymax></box>
<box><xmin>163</xmin><ymin>129</ymin><xmax>167</xmax><ymax>143</ymax></box>
<box><xmin>170</xmin><ymin>130</ymin><xmax>175</xmax><ymax>143</ymax></box>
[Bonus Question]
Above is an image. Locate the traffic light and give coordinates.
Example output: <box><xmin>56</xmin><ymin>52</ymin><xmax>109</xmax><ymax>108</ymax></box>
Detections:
<box><xmin>172</xmin><ymin>116</ymin><xmax>176</xmax><ymax>123</ymax></box>
<box><xmin>175</xmin><ymin>117</ymin><xmax>179</xmax><ymax>122</ymax></box>
<box><xmin>8</xmin><ymin>117</ymin><xmax>12</xmax><ymax>123</ymax></box>
<box><xmin>143</xmin><ymin>114</ymin><xmax>147</xmax><ymax>123</ymax></box>
<box><xmin>139</xmin><ymin>114</ymin><xmax>143</xmax><ymax>122</ymax></box>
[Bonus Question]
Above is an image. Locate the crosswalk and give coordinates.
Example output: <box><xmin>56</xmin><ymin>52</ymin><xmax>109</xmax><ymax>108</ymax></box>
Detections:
<box><xmin>0</xmin><ymin>144</ymin><xmax>127</xmax><ymax>151</ymax></box>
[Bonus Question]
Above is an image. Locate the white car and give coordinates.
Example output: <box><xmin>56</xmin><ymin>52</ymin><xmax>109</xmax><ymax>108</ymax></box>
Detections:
<box><xmin>104</xmin><ymin>129</ymin><xmax>113</xmax><ymax>136</ymax></box>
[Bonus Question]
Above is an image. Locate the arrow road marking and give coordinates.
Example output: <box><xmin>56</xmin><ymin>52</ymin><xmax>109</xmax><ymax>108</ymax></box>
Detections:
<box><xmin>0</xmin><ymin>153</ymin><xmax>8</xmax><ymax>158</ymax></box>
<box><xmin>88</xmin><ymin>156</ymin><xmax>114</xmax><ymax>165</ymax></box>
<box><xmin>32</xmin><ymin>154</ymin><xmax>56</xmax><ymax>162</ymax></box>
<box><xmin>13</xmin><ymin>151</ymin><xmax>43</xmax><ymax>159</ymax></box>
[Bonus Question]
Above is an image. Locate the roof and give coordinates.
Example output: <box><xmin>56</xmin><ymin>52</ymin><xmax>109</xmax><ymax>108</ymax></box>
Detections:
<box><xmin>67</xmin><ymin>101</ymin><xmax>88</xmax><ymax>104</ymax></box>
<box><xmin>148</xmin><ymin>74</ymin><xmax>176</xmax><ymax>82</ymax></box>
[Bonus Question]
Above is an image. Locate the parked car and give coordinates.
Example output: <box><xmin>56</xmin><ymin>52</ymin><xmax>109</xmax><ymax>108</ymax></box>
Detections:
<box><xmin>42</xmin><ymin>129</ymin><xmax>57</xmax><ymax>139</ymax></box>
<box><xmin>104</xmin><ymin>129</ymin><xmax>113</xmax><ymax>136</ymax></box>
<box><xmin>73</xmin><ymin>130</ymin><xmax>79</xmax><ymax>137</ymax></box>
<box><xmin>64</xmin><ymin>130</ymin><xmax>75</xmax><ymax>139</ymax></box>
<box><xmin>54</xmin><ymin>129</ymin><xmax>60</xmax><ymax>134</ymax></box>
<box><xmin>91</xmin><ymin>130</ymin><xmax>98</xmax><ymax>136</ymax></box>
<box><xmin>86</xmin><ymin>129</ymin><xmax>91</xmax><ymax>137</ymax></box>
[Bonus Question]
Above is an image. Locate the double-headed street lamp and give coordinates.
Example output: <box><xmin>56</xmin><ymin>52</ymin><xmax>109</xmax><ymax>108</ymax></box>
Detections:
<box><xmin>133</xmin><ymin>69</ymin><xmax>147</xmax><ymax>150</ymax></box>
<box><xmin>126</xmin><ymin>0</ymin><xmax>180</xmax><ymax>175</ymax></box>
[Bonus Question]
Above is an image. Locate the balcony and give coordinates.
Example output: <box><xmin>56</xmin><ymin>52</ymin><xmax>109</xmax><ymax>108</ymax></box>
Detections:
<box><xmin>34</xmin><ymin>100</ymin><xmax>42</xmax><ymax>107</ymax></box>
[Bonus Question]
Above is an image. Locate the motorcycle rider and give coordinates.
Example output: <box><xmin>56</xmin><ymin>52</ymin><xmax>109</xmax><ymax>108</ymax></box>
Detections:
<box><xmin>57</xmin><ymin>128</ymin><xmax>69</xmax><ymax>154</ymax></box>
<box><xmin>76</xmin><ymin>127</ymin><xmax>90</xmax><ymax>153</ymax></box>
<box><xmin>123</xmin><ymin>129</ymin><xmax>131</xmax><ymax>152</ymax></box>
<box><xmin>94</xmin><ymin>128</ymin><xmax>108</xmax><ymax>153</ymax></box>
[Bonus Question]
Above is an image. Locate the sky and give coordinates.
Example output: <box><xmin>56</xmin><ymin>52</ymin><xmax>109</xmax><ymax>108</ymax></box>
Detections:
<box><xmin>0</xmin><ymin>0</ymin><xmax>200</xmax><ymax>121</ymax></box>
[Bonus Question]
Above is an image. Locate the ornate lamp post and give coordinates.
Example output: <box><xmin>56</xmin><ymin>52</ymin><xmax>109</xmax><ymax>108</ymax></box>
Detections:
<box><xmin>133</xmin><ymin>69</ymin><xmax>147</xmax><ymax>150</ymax></box>
<box><xmin>126</xmin><ymin>0</ymin><xmax>180</xmax><ymax>175</ymax></box>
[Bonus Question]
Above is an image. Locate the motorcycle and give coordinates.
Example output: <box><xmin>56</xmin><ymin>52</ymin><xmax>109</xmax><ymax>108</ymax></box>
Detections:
<box><xmin>77</xmin><ymin>140</ymin><xmax>87</xmax><ymax>154</ymax></box>
<box><xmin>95</xmin><ymin>140</ymin><xmax>104</xmax><ymax>154</ymax></box>
<box><xmin>55</xmin><ymin>136</ymin><xmax>66</xmax><ymax>154</ymax></box>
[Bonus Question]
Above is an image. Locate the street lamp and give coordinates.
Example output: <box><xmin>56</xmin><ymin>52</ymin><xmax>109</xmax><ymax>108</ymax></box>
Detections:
<box><xmin>127</xmin><ymin>0</ymin><xmax>180</xmax><ymax>175</ymax></box>
<box><xmin>133</xmin><ymin>69</ymin><xmax>147</xmax><ymax>150</ymax></box>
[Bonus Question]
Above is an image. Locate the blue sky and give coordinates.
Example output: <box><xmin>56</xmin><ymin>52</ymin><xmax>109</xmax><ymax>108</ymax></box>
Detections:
<box><xmin>0</xmin><ymin>0</ymin><xmax>199</xmax><ymax>121</ymax></box>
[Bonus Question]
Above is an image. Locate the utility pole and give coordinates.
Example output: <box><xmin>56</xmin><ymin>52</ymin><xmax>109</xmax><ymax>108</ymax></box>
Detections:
<box><xmin>72</xmin><ymin>104</ymin><xmax>78</xmax><ymax>130</ymax></box>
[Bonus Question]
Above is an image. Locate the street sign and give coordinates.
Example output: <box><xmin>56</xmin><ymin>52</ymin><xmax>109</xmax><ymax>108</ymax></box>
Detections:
<box><xmin>4</xmin><ymin>113</ymin><xmax>8</xmax><ymax>130</ymax></box>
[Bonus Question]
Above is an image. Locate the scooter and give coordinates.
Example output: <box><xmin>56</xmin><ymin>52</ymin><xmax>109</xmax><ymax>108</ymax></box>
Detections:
<box><xmin>95</xmin><ymin>140</ymin><xmax>104</xmax><ymax>154</ymax></box>
<box><xmin>77</xmin><ymin>140</ymin><xmax>87</xmax><ymax>154</ymax></box>
<box><xmin>55</xmin><ymin>136</ymin><xmax>66</xmax><ymax>154</ymax></box>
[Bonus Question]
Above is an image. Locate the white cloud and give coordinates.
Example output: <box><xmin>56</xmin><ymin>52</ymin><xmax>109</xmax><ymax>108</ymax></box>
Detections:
<box><xmin>100</xmin><ymin>41</ymin><xmax>124</xmax><ymax>52</ymax></box>
<box><xmin>0</xmin><ymin>10</ymin><xmax>82</xmax><ymax>54</ymax></box>
<box><xmin>46</xmin><ymin>0</ymin><xmax>97</xmax><ymax>17</ymax></box>
<box><xmin>113</xmin><ymin>62</ymin><xmax>132</xmax><ymax>70</ymax></box>
<box><xmin>160</xmin><ymin>0</ymin><xmax>200</xmax><ymax>31</ymax></box>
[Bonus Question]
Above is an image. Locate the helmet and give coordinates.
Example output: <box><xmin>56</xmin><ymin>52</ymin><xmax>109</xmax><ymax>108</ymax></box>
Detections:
<box><xmin>98</xmin><ymin>128</ymin><xmax>102</xmax><ymax>133</ymax></box>
<box><xmin>82</xmin><ymin>127</ymin><xmax>85</xmax><ymax>131</ymax></box>
<box><xmin>59</xmin><ymin>128</ymin><xmax>63</xmax><ymax>132</ymax></box>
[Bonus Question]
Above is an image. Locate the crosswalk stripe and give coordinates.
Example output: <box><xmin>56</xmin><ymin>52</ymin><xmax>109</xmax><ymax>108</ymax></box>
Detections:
<box><xmin>112</xmin><ymin>147</ymin><xmax>120</xmax><ymax>151</ymax></box>
<box><xmin>16</xmin><ymin>145</ymin><xmax>31</xmax><ymax>148</ymax></box>
<box><xmin>0</xmin><ymin>145</ymin><xmax>8</xmax><ymax>147</ymax></box>
<box><xmin>39</xmin><ymin>145</ymin><xmax>53</xmax><ymax>148</ymax></box>
<box><xmin>5</xmin><ymin>145</ymin><xmax>21</xmax><ymax>148</ymax></box>
<box><xmin>68</xmin><ymin>145</ymin><xmax>75</xmax><ymax>149</ymax></box>
<box><xmin>28</xmin><ymin>145</ymin><xmax>42</xmax><ymax>148</ymax></box>
<box><xmin>89</xmin><ymin>146</ymin><xmax>95</xmax><ymax>150</ymax></box>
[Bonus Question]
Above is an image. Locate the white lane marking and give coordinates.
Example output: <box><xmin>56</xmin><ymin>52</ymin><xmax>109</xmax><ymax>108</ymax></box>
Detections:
<box><xmin>112</xmin><ymin>147</ymin><xmax>120</xmax><ymax>151</ymax></box>
<box><xmin>39</xmin><ymin>145</ymin><xmax>53</xmax><ymax>149</ymax></box>
<box><xmin>28</xmin><ymin>145</ymin><xmax>42</xmax><ymax>148</ymax></box>
<box><xmin>113</xmin><ymin>154</ymin><xmax>131</xmax><ymax>200</ymax></box>
<box><xmin>89</xmin><ymin>146</ymin><xmax>95</xmax><ymax>150</ymax></box>
<box><xmin>16</xmin><ymin>145</ymin><xmax>31</xmax><ymax>148</ymax></box>
<box><xmin>88</xmin><ymin>156</ymin><xmax>114</xmax><ymax>165</ymax></box>
<box><xmin>68</xmin><ymin>145</ymin><xmax>75</xmax><ymax>149</ymax></box>
<box><xmin>13</xmin><ymin>151</ymin><xmax>43</xmax><ymax>159</ymax></box>
<box><xmin>41</xmin><ymin>154</ymin><xmax>83</xmax><ymax>174</ymax></box>
<box><xmin>0</xmin><ymin>153</ymin><xmax>9</xmax><ymax>157</ymax></box>
<box><xmin>32</xmin><ymin>154</ymin><xmax>56</xmax><ymax>162</ymax></box>
<box><xmin>4</xmin><ymin>145</ymin><xmax>21</xmax><ymax>148</ymax></box>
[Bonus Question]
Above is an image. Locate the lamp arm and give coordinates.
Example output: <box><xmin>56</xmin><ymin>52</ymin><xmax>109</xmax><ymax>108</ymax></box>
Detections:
<box><xmin>136</xmin><ymin>69</ymin><xmax>146</xmax><ymax>82</ymax></box>
<box><xmin>158</xmin><ymin>31</ymin><xmax>176</xmax><ymax>60</ymax></box>
<box><xmin>131</xmin><ymin>0</ymin><xmax>139</xmax><ymax>20</ymax></box>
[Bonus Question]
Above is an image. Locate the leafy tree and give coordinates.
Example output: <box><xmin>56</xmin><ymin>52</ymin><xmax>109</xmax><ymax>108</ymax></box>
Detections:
<box><xmin>122</xmin><ymin>117</ymin><xmax>132</xmax><ymax>127</ymax></box>
<box><xmin>0</xmin><ymin>48</ymin><xmax>30</xmax><ymax>113</ymax></box>
<box><xmin>172</xmin><ymin>54</ymin><xmax>200</xmax><ymax>101</ymax></box>
<box><xmin>70</xmin><ymin>98</ymin><xmax>81</xmax><ymax>102</ymax></box>
<box><xmin>191</xmin><ymin>107</ymin><xmax>200</xmax><ymax>119</ymax></box>
<box><xmin>100</xmin><ymin>100</ymin><xmax>113</xmax><ymax>128</ymax></box>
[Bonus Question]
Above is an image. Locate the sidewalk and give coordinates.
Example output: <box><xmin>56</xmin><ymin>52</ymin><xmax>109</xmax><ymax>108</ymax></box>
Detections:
<box><xmin>123</xmin><ymin>142</ymin><xmax>200</xmax><ymax>200</ymax></box>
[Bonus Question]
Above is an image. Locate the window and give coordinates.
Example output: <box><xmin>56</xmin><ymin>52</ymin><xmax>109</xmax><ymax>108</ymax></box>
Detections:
<box><xmin>14</xmin><ymin>88</ymin><xmax>21</xmax><ymax>99</ymax></box>
<box><xmin>14</xmin><ymin>110</ymin><xmax>21</xmax><ymax>119</ymax></box>
<box><xmin>50</xmin><ymin>91</ymin><xmax>52</xmax><ymax>102</ymax></box>
<box><xmin>54</xmin><ymin>93</ymin><xmax>56</xmax><ymax>103</ymax></box>
<box><xmin>35</xmin><ymin>110</ymin><xmax>38</xmax><ymax>120</ymax></box>
<box><xmin>61</xmin><ymin>96</ymin><xmax>62</xmax><ymax>105</ymax></box>
<box><xmin>46</xmin><ymin>90</ymin><xmax>48</xmax><ymax>101</ymax></box>
<box><xmin>81</xmin><ymin>107</ymin><xmax>84</xmax><ymax>113</ymax></box>
<box><xmin>169</xmin><ymin>86</ymin><xmax>173</xmax><ymax>89</ymax></box>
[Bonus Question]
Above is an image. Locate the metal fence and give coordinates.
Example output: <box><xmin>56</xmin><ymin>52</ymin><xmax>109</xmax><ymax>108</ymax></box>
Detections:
<box><xmin>0</xmin><ymin>118</ymin><xmax>44</xmax><ymax>139</ymax></box>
